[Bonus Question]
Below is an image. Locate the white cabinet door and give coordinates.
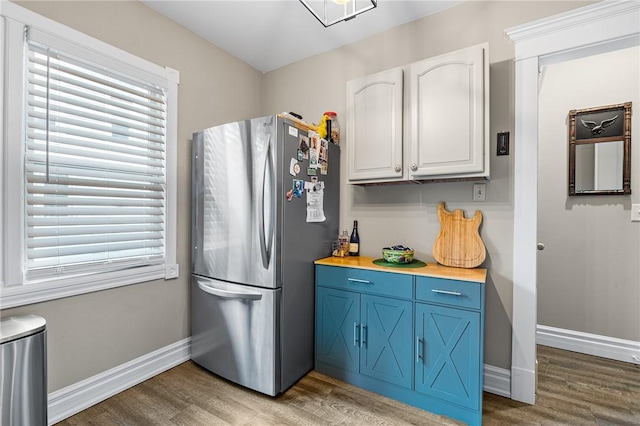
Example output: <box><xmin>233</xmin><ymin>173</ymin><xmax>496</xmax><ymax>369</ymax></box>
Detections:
<box><xmin>347</xmin><ymin>68</ymin><xmax>404</xmax><ymax>182</ymax></box>
<box><xmin>408</xmin><ymin>45</ymin><xmax>488</xmax><ymax>179</ymax></box>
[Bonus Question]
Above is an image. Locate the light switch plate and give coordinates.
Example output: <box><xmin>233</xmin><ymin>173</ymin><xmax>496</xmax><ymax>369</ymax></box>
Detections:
<box><xmin>497</xmin><ymin>131</ymin><xmax>509</xmax><ymax>156</ymax></box>
<box><xmin>473</xmin><ymin>183</ymin><xmax>486</xmax><ymax>202</ymax></box>
<box><xmin>631</xmin><ymin>204</ymin><xmax>640</xmax><ymax>222</ymax></box>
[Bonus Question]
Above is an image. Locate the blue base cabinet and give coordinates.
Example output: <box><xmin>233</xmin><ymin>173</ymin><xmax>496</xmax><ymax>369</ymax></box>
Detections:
<box><xmin>315</xmin><ymin>272</ymin><xmax>414</xmax><ymax>389</ymax></box>
<box><xmin>315</xmin><ymin>260</ymin><xmax>486</xmax><ymax>426</ymax></box>
<box><xmin>316</xmin><ymin>287</ymin><xmax>360</xmax><ymax>374</ymax></box>
<box><xmin>361</xmin><ymin>294</ymin><xmax>413</xmax><ymax>389</ymax></box>
<box><xmin>415</xmin><ymin>303</ymin><xmax>481</xmax><ymax>411</ymax></box>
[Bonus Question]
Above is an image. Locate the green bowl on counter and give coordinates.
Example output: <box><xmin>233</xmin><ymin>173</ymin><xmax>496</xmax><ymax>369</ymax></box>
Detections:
<box><xmin>382</xmin><ymin>246</ymin><xmax>415</xmax><ymax>264</ymax></box>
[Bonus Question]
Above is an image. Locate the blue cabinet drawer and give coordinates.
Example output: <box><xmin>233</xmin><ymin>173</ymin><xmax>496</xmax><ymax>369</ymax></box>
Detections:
<box><xmin>316</xmin><ymin>265</ymin><xmax>413</xmax><ymax>299</ymax></box>
<box><xmin>415</xmin><ymin>276</ymin><xmax>482</xmax><ymax>310</ymax></box>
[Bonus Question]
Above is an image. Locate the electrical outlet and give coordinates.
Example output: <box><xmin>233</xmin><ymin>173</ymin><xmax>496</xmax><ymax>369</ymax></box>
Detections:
<box><xmin>631</xmin><ymin>204</ymin><xmax>640</xmax><ymax>222</ymax></box>
<box><xmin>473</xmin><ymin>183</ymin><xmax>486</xmax><ymax>202</ymax></box>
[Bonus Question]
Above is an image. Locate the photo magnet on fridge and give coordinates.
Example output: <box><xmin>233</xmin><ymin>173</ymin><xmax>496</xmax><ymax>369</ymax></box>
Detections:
<box><xmin>298</xmin><ymin>135</ymin><xmax>309</xmax><ymax>160</ymax></box>
<box><xmin>292</xmin><ymin>179</ymin><xmax>303</xmax><ymax>198</ymax></box>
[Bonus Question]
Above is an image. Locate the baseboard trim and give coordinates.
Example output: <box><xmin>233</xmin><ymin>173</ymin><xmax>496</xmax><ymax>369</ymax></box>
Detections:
<box><xmin>47</xmin><ymin>337</ymin><xmax>191</xmax><ymax>425</ymax></box>
<box><xmin>483</xmin><ymin>364</ymin><xmax>511</xmax><ymax>398</ymax></box>
<box><xmin>536</xmin><ymin>325</ymin><xmax>640</xmax><ymax>365</ymax></box>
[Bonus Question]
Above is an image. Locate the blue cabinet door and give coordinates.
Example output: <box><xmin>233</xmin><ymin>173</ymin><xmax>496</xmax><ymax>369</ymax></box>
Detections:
<box><xmin>360</xmin><ymin>294</ymin><xmax>413</xmax><ymax>389</ymax></box>
<box><xmin>415</xmin><ymin>303</ymin><xmax>481</xmax><ymax>410</ymax></box>
<box><xmin>316</xmin><ymin>287</ymin><xmax>360</xmax><ymax>373</ymax></box>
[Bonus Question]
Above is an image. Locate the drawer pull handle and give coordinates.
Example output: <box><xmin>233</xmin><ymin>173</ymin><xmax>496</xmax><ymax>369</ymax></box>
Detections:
<box><xmin>431</xmin><ymin>289</ymin><xmax>462</xmax><ymax>296</ymax></box>
<box><xmin>416</xmin><ymin>336</ymin><xmax>423</xmax><ymax>363</ymax></box>
<box><xmin>348</xmin><ymin>278</ymin><xmax>371</xmax><ymax>284</ymax></box>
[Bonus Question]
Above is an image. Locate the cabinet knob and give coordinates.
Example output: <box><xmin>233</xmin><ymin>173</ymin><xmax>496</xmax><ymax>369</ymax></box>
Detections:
<box><xmin>537</xmin><ymin>243</ymin><xmax>545</xmax><ymax>251</ymax></box>
<box><xmin>394</xmin><ymin>165</ymin><xmax>401</xmax><ymax>173</ymax></box>
<box><xmin>410</xmin><ymin>164</ymin><xmax>418</xmax><ymax>172</ymax></box>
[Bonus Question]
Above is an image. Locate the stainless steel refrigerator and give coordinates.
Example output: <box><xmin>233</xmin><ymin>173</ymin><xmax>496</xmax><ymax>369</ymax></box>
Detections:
<box><xmin>191</xmin><ymin>114</ymin><xmax>340</xmax><ymax>396</ymax></box>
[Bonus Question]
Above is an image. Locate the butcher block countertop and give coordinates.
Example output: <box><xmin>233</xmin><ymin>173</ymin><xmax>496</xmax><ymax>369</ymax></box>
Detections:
<box><xmin>315</xmin><ymin>256</ymin><xmax>486</xmax><ymax>283</ymax></box>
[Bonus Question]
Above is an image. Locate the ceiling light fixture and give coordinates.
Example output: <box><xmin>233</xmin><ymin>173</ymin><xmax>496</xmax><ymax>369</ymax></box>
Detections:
<box><xmin>299</xmin><ymin>0</ymin><xmax>377</xmax><ymax>27</ymax></box>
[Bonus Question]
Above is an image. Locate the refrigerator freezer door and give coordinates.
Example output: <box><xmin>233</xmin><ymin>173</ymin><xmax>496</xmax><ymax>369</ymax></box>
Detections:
<box><xmin>191</xmin><ymin>275</ymin><xmax>281</xmax><ymax>396</ymax></box>
<box><xmin>192</xmin><ymin>116</ymin><xmax>277</xmax><ymax>288</ymax></box>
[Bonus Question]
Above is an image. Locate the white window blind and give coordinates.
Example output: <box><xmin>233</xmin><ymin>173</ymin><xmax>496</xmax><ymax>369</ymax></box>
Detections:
<box><xmin>25</xmin><ymin>38</ymin><xmax>167</xmax><ymax>280</ymax></box>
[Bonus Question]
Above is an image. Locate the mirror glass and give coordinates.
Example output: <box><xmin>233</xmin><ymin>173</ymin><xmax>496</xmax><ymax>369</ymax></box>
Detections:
<box><xmin>569</xmin><ymin>103</ymin><xmax>631</xmax><ymax>195</ymax></box>
<box><xmin>575</xmin><ymin>141</ymin><xmax>623</xmax><ymax>192</ymax></box>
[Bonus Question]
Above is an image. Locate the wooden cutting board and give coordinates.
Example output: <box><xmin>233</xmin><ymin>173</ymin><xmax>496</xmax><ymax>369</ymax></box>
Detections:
<box><xmin>433</xmin><ymin>202</ymin><xmax>486</xmax><ymax>268</ymax></box>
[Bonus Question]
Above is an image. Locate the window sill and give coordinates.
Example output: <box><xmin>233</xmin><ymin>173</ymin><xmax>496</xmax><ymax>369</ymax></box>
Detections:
<box><xmin>0</xmin><ymin>264</ymin><xmax>179</xmax><ymax>309</ymax></box>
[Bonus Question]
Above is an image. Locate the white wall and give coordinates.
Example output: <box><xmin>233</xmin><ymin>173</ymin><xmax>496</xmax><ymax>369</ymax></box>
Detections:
<box><xmin>263</xmin><ymin>0</ymin><xmax>594</xmax><ymax>370</ymax></box>
<box><xmin>537</xmin><ymin>46</ymin><xmax>640</xmax><ymax>341</ymax></box>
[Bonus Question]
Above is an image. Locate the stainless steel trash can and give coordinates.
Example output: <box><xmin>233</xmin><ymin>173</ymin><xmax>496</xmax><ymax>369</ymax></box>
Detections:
<box><xmin>1</xmin><ymin>315</ymin><xmax>48</xmax><ymax>426</ymax></box>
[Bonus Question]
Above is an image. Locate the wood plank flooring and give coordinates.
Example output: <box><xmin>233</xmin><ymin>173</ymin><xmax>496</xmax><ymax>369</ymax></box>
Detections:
<box><xmin>56</xmin><ymin>346</ymin><xmax>640</xmax><ymax>425</ymax></box>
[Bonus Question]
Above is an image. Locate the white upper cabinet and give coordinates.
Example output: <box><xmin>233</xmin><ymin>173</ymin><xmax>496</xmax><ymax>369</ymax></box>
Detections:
<box><xmin>346</xmin><ymin>44</ymin><xmax>489</xmax><ymax>184</ymax></box>
<box><xmin>347</xmin><ymin>68</ymin><xmax>404</xmax><ymax>182</ymax></box>
<box><xmin>409</xmin><ymin>45</ymin><xmax>488</xmax><ymax>179</ymax></box>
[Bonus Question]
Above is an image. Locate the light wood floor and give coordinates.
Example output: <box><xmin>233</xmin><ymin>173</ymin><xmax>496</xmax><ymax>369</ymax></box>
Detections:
<box><xmin>57</xmin><ymin>345</ymin><xmax>640</xmax><ymax>425</ymax></box>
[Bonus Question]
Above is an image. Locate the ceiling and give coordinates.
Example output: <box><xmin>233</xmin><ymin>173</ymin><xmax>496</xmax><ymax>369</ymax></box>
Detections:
<box><xmin>141</xmin><ymin>1</ymin><xmax>464</xmax><ymax>73</ymax></box>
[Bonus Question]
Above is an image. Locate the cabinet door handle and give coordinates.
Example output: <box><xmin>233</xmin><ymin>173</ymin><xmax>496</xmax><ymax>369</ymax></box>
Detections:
<box><xmin>353</xmin><ymin>322</ymin><xmax>360</xmax><ymax>347</ymax></box>
<box><xmin>431</xmin><ymin>289</ymin><xmax>462</xmax><ymax>296</ymax></box>
<box><xmin>361</xmin><ymin>325</ymin><xmax>367</xmax><ymax>347</ymax></box>
<box><xmin>416</xmin><ymin>336</ymin><xmax>423</xmax><ymax>363</ymax></box>
<box><xmin>347</xmin><ymin>278</ymin><xmax>371</xmax><ymax>285</ymax></box>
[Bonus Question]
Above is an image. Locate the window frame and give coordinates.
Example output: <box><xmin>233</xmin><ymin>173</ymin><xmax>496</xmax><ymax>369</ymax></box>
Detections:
<box><xmin>0</xmin><ymin>2</ymin><xmax>179</xmax><ymax>309</ymax></box>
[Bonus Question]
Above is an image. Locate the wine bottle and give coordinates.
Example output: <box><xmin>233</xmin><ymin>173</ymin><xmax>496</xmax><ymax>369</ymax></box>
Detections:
<box><xmin>349</xmin><ymin>220</ymin><xmax>360</xmax><ymax>256</ymax></box>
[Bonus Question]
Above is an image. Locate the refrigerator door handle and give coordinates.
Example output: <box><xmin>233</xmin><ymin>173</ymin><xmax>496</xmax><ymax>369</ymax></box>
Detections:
<box><xmin>197</xmin><ymin>279</ymin><xmax>262</xmax><ymax>300</ymax></box>
<box><xmin>258</xmin><ymin>134</ymin><xmax>274</xmax><ymax>269</ymax></box>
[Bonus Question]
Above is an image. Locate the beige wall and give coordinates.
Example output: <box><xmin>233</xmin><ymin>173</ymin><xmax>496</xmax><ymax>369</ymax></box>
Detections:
<box><xmin>2</xmin><ymin>0</ymin><xmax>601</xmax><ymax>394</ymax></box>
<box><xmin>538</xmin><ymin>46</ymin><xmax>640</xmax><ymax>341</ymax></box>
<box><xmin>3</xmin><ymin>0</ymin><xmax>263</xmax><ymax>392</ymax></box>
<box><xmin>263</xmin><ymin>0</ymin><xmax>594</xmax><ymax>370</ymax></box>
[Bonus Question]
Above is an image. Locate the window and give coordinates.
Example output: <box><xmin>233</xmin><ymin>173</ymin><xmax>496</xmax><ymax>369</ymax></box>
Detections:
<box><xmin>1</xmin><ymin>2</ymin><xmax>179</xmax><ymax>308</ymax></box>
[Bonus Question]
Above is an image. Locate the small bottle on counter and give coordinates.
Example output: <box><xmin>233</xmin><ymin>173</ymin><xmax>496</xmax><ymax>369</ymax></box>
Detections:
<box><xmin>323</xmin><ymin>111</ymin><xmax>340</xmax><ymax>145</ymax></box>
<box><xmin>339</xmin><ymin>230</ymin><xmax>349</xmax><ymax>257</ymax></box>
<box><xmin>349</xmin><ymin>220</ymin><xmax>360</xmax><ymax>256</ymax></box>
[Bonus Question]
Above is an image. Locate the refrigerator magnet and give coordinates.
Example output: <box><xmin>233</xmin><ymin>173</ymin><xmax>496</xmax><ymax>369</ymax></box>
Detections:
<box><xmin>305</xmin><ymin>181</ymin><xmax>326</xmax><ymax>223</ymax></box>
<box><xmin>286</xmin><ymin>189</ymin><xmax>294</xmax><ymax>202</ymax></box>
<box><xmin>298</xmin><ymin>135</ymin><xmax>309</xmax><ymax>160</ymax></box>
<box><xmin>309</xmin><ymin>131</ymin><xmax>320</xmax><ymax>168</ymax></box>
<box><xmin>319</xmin><ymin>138</ymin><xmax>328</xmax><ymax>162</ymax></box>
<box><xmin>289</xmin><ymin>158</ymin><xmax>299</xmax><ymax>176</ymax></box>
<box><xmin>292</xmin><ymin>179</ymin><xmax>303</xmax><ymax>198</ymax></box>
<box><xmin>307</xmin><ymin>167</ymin><xmax>316</xmax><ymax>176</ymax></box>
<box><xmin>309</xmin><ymin>151</ymin><xmax>318</xmax><ymax>168</ymax></box>
<box><xmin>297</xmin><ymin>149</ymin><xmax>303</xmax><ymax>161</ymax></box>
<box><xmin>320</xmin><ymin>159</ymin><xmax>328</xmax><ymax>175</ymax></box>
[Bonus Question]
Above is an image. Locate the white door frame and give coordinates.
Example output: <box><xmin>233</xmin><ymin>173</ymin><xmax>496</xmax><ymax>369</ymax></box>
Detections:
<box><xmin>506</xmin><ymin>1</ymin><xmax>640</xmax><ymax>404</ymax></box>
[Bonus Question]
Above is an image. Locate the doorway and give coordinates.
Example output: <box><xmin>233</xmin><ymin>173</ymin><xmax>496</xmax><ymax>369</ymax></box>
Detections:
<box><xmin>537</xmin><ymin>47</ymin><xmax>640</xmax><ymax>362</ymax></box>
<box><xmin>507</xmin><ymin>2</ymin><xmax>640</xmax><ymax>404</ymax></box>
